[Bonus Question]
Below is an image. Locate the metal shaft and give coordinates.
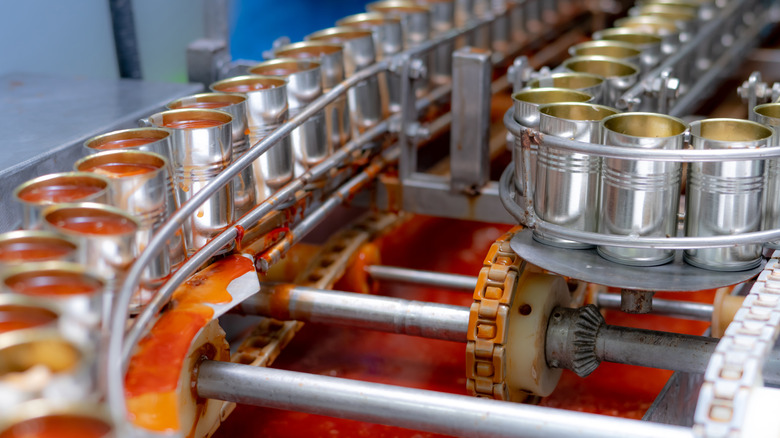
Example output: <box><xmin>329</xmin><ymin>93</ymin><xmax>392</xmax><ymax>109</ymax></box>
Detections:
<box><xmin>196</xmin><ymin>361</ymin><xmax>694</xmax><ymax>438</ymax></box>
<box><xmin>597</xmin><ymin>293</ymin><xmax>714</xmax><ymax>321</ymax></box>
<box><xmin>364</xmin><ymin>265</ymin><xmax>477</xmax><ymax>291</ymax></box>
<box><xmin>236</xmin><ymin>284</ymin><xmax>469</xmax><ymax>342</ymax></box>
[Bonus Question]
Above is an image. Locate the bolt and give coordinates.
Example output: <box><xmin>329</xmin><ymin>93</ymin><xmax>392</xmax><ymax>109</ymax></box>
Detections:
<box><xmin>409</xmin><ymin>59</ymin><xmax>427</xmax><ymax>80</ymax></box>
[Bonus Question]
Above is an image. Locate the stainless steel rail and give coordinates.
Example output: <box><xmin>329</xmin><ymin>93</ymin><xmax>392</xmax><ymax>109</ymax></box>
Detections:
<box><xmin>196</xmin><ymin>361</ymin><xmax>696</xmax><ymax>438</ymax></box>
<box><xmin>365</xmin><ymin>265</ymin><xmax>478</xmax><ymax>291</ymax></box>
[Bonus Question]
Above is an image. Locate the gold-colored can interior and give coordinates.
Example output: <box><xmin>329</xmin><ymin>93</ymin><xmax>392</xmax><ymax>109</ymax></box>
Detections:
<box><xmin>540</xmin><ymin>102</ymin><xmax>619</xmax><ymax>121</ymax></box>
<box><xmin>513</xmin><ymin>88</ymin><xmax>593</xmax><ymax>105</ymax></box>
<box><xmin>603</xmin><ymin>113</ymin><xmax>687</xmax><ymax>137</ymax></box>
<box><xmin>693</xmin><ymin>119</ymin><xmax>773</xmax><ymax>143</ymax></box>
<box><xmin>565</xmin><ymin>58</ymin><xmax>638</xmax><ymax>77</ymax></box>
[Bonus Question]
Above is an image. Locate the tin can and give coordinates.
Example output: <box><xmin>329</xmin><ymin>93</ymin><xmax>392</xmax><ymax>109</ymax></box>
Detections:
<box><xmin>337</xmin><ymin>12</ymin><xmax>404</xmax><ymax>112</ymax></box>
<box><xmin>41</xmin><ymin>202</ymin><xmax>139</xmax><ymax>292</ymax></box>
<box><xmin>0</xmin><ymin>230</ymin><xmax>77</xmax><ymax>269</ymax></box>
<box><xmin>533</xmin><ymin>102</ymin><xmax>619</xmax><ymax>248</ymax></box>
<box><xmin>211</xmin><ymin>76</ymin><xmax>293</xmax><ymax>203</ymax></box>
<box><xmin>592</xmin><ymin>28</ymin><xmax>664</xmax><ymax>73</ymax></box>
<box><xmin>14</xmin><ymin>173</ymin><xmax>110</xmax><ymax>230</ymax></box>
<box><xmin>168</xmin><ymin>92</ymin><xmax>257</xmax><ymax>219</ymax></box>
<box><xmin>684</xmin><ymin>119</ymin><xmax>773</xmax><ymax>271</ymax></box>
<box><xmin>0</xmin><ymin>398</ymin><xmax>111</xmax><ymax>435</ymax></box>
<box><xmin>598</xmin><ymin>112</ymin><xmax>688</xmax><ymax>266</ymax></box>
<box><xmin>511</xmin><ymin>88</ymin><xmax>593</xmax><ymax>197</ymax></box>
<box><xmin>753</xmin><ymin>103</ymin><xmax>780</xmax><ymax>250</ymax></box>
<box><xmin>146</xmin><ymin>108</ymin><xmax>235</xmax><ymax>253</ymax></box>
<box><xmin>568</xmin><ymin>40</ymin><xmax>643</xmax><ymax>73</ymax></box>
<box><xmin>250</xmin><ymin>59</ymin><xmax>329</xmax><ymax>174</ymax></box>
<box><xmin>74</xmin><ymin>150</ymin><xmax>173</xmax><ymax>302</ymax></box>
<box><xmin>274</xmin><ymin>41</ymin><xmax>352</xmax><ymax>151</ymax></box>
<box><xmin>419</xmin><ymin>0</ymin><xmax>456</xmax><ymax>84</ymax></box>
<box><xmin>0</xmin><ymin>294</ymin><xmax>60</xmax><ymax>335</ymax></box>
<box><xmin>526</xmin><ymin>72</ymin><xmax>605</xmax><ymax>104</ymax></box>
<box><xmin>84</xmin><ymin>128</ymin><xmax>185</xmax><ymax>268</ymax></box>
<box><xmin>306</xmin><ymin>27</ymin><xmax>384</xmax><ymax>136</ymax></box>
<box><xmin>613</xmin><ymin>15</ymin><xmax>682</xmax><ymax>56</ymax></box>
<box><xmin>562</xmin><ymin>56</ymin><xmax>640</xmax><ymax>108</ymax></box>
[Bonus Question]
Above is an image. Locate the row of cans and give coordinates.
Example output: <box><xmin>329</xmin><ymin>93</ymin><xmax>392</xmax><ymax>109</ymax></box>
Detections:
<box><xmin>0</xmin><ymin>0</ymin><xmax>554</xmax><ymax>433</ymax></box>
<box><xmin>508</xmin><ymin>0</ymin><xmax>779</xmax><ymax>271</ymax></box>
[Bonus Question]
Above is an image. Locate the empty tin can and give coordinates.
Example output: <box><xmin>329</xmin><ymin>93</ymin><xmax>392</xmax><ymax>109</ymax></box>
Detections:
<box><xmin>527</xmin><ymin>72</ymin><xmax>605</xmax><ymax>104</ymax></box>
<box><xmin>753</xmin><ymin>103</ymin><xmax>780</xmax><ymax>249</ymax></box>
<box><xmin>274</xmin><ymin>41</ymin><xmax>351</xmax><ymax>151</ymax></box>
<box><xmin>419</xmin><ymin>0</ymin><xmax>456</xmax><ymax>84</ymax></box>
<box><xmin>74</xmin><ymin>150</ymin><xmax>173</xmax><ymax>303</ymax></box>
<box><xmin>83</xmin><ymin>127</ymin><xmax>186</xmax><ymax>268</ymax></box>
<box><xmin>306</xmin><ymin>27</ymin><xmax>384</xmax><ymax>136</ymax></box>
<box><xmin>684</xmin><ymin>119</ymin><xmax>773</xmax><ymax>271</ymax></box>
<box><xmin>0</xmin><ymin>230</ymin><xmax>77</xmax><ymax>269</ymax></box>
<box><xmin>569</xmin><ymin>40</ymin><xmax>643</xmax><ymax>73</ymax></box>
<box><xmin>613</xmin><ymin>15</ymin><xmax>682</xmax><ymax>56</ymax></box>
<box><xmin>592</xmin><ymin>28</ymin><xmax>665</xmax><ymax>73</ymax></box>
<box><xmin>511</xmin><ymin>88</ymin><xmax>593</xmax><ymax>197</ymax></box>
<box><xmin>562</xmin><ymin>56</ymin><xmax>640</xmax><ymax>108</ymax></box>
<box><xmin>145</xmin><ymin>108</ymin><xmax>235</xmax><ymax>253</ymax></box>
<box><xmin>168</xmin><ymin>92</ymin><xmax>257</xmax><ymax>219</ymax></box>
<box><xmin>534</xmin><ymin>102</ymin><xmax>619</xmax><ymax>248</ymax></box>
<box><xmin>14</xmin><ymin>173</ymin><xmax>110</xmax><ymax>230</ymax></box>
<box><xmin>337</xmin><ymin>12</ymin><xmax>404</xmax><ymax>112</ymax></box>
<box><xmin>211</xmin><ymin>76</ymin><xmax>294</xmax><ymax>203</ymax></box>
<box><xmin>598</xmin><ymin>112</ymin><xmax>687</xmax><ymax>266</ymax></box>
<box><xmin>250</xmin><ymin>59</ymin><xmax>329</xmax><ymax>173</ymax></box>
<box><xmin>367</xmin><ymin>1</ymin><xmax>433</xmax><ymax>94</ymax></box>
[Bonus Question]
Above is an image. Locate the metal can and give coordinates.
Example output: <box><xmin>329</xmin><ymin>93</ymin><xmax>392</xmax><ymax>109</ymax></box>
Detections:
<box><xmin>568</xmin><ymin>40</ymin><xmax>643</xmax><ymax>74</ymax></box>
<box><xmin>526</xmin><ymin>72</ymin><xmax>605</xmax><ymax>104</ymax></box>
<box><xmin>367</xmin><ymin>1</ymin><xmax>432</xmax><ymax>94</ymax></box>
<box><xmin>337</xmin><ymin>12</ymin><xmax>404</xmax><ymax>112</ymax></box>
<box><xmin>14</xmin><ymin>173</ymin><xmax>110</xmax><ymax>230</ymax></box>
<box><xmin>613</xmin><ymin>15</ymin><xmax>682</xmax><ymax>56</ymax></box>
<box><xmin>598</xmin><ymin>112</ymin><xmax>688</xmax><ymax>266</ymax></box>
<box><xmin>562</xmin><ymin>56</ymin><xmax>640</xmax><ymax>108</ymax></box>
<box><xmin>0</xmin><ymin>230</ymin><xmax>77</xmax><ymax>269</ymax></box>
<box><xmin>167</xmin><ymin>92</ymin><xmax>257</xmax><ymax>219</ymax></box>
<box><xmin>592</xmin><ymin>28</ymin><xmax>664</xmax><ymax>73</ymax></box>
<box><xmin>533</xmin><ymin>102</ymin><xmax>619</xmax><ymax>248</ymax></box>
<box><xmin>510</xmin><ymin>88</ymin><xmax>594</xmax><ymax>197</ymax></box>
<box><xmin>84</xmin><ymin>128</ymin><xmax>185</xmax><ymax>268</ymax></box>
<box><xmin>250</xmin><ymin>59</ymin><xmax>329</xmax><ymax>174</ymax></box>
<box><xmin>74</xmin><ymin>150</ymin><xmax>173</xmax><ymax>302</ymax></box>
<box><xmin>306</xmin><ymin>27</ymin><xmax>384</xmax><ymax>136</ymax></box>
<box><xmin>41</xmin><ymin>202</ymin><xmax>139</xmax><ymax>293</ymax></box>
<box><xmin>753</xmin><ymin>103</ymin><xmax>780</xmax><ymax>250</ymax></box>
<box><xmin>684</xmin><ymin>119</ymin><xmax>773</xmax><ymax>271</ymax></box>
<box><xmin>1</xmin><ymin>261</ymin><xmax>105</xmax><ymax>332</ymax></box>
<box><xmin>274</xmin><ymin>41</ymin><xmax>352</xmax><ymax>151</ymax></box>
<box><xmin>210</xmin><ymin>76</ymin><xmax>293</xmax><ymax>203</ymax></box>
<box><xmin>0</xmin><ymin>294</ymin><xmax>60</xmax><ymax>335</ymax></box>
<box><xmin>419</xmin><ymin>0</ymin><xmax>455</xmax><ymax>84</ymax></box>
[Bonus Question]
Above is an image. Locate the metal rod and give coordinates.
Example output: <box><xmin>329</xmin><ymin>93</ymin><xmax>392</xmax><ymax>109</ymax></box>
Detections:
<box><xmin>596</xmin><ymin>325</ymin><xmax>717</xmax><ymax>375</ymax></box>
<box><xmin>365</xmin><ymin>265</ymin><xmax>477</xmax><ymax>291</ymax></box>
<box><xmin>236</xmin><ymin>284</ymin><xmax>469</xmax><ymax>342</ymax></box>
<box><xmin>196</xmin><ymin>361</ymin><xmax>695</xmax><ymax>438</ymax></box>
<box><xmin>597</xmin><ymin>293</ymin><xmax>714</xmax><ymax>321</ymax></box>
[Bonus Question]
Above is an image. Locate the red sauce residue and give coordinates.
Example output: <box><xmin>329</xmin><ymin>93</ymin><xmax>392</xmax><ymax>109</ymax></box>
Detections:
<box><xmin>54</xmin><ymin>215</ymin><xmax>136</xmax><ymax>236</ymax></box>
<box><xmin>6</xmin><ymin>272</ymin><xmax>101</xmax><ymax>298</ymax></box>
<box><xmin>0</xmin><ymin>240</ymin><xmax>75</xmax><ymax>262</ymax></box>
<box><xmin>0</xmin><ymin>305</ymin><xmax>58</xmax><ymax>334</ymax></box>
<box><xmin>333</xmin><ymin>243</ymin><xmax>381</xmax><ymax>294</ymax></box>
<box><xmin>83</xmin><ymin>162</ymin><xmax>159</xmax><ymax>178</ymax></box>
<box><xmin>216</xmin><ymin>83</ymin><xmax>272</xmax><ymax>93</ymax></box>
<box><xmin>0</xmin><ymin>415</ymin><xmax>111</xmax><ymax>438</ymax></box>
<box><xmin>234</xmin><ymin>225</ymin><xmax>245</xmax><ymax>251</ymax></box>
<box><xmin>176</xmin><ymin>101</ymin><xmax>231</xmax><ymax>109</ymax></box>
<box><xmin>162</xmin><ymin>119</ymin><xmax>224</xmax><ymax>130</ymax></box>
<box><xmin>125</xmin><ymin>255</ymin><xmax>254</xmax><ymax>433</ymax></box>
<box><xmin>93</xmin><ymin>137</ymin><xmax>160</xmax><ymax>150</ymax></box>
<box><xmin>18</xmin><ymin>184</ymin><xmax>103</xmax><ymax>203</ymax></box>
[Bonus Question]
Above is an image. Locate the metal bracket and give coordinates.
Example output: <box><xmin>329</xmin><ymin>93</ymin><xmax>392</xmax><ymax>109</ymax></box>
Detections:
<box><xmin>737</xmin><ymin>71</ymin><xmax>780</xmax><ymax>120</ymax></box>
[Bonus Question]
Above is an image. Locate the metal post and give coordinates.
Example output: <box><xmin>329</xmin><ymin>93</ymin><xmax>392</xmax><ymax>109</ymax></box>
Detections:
<box><xmin>596</xmin><ymin>293</ymin><xmax>714</xmax><ymax>321</ymax></box>
<box><xmin>196</xmin><ymin>361</ymin><xmax>695</xmax><ymax>438</ymax></box>
<box><xmin>450</xmin><ymin>46</ymin><xmax>492</xmax><ymax>194</ymax></box>
<box><xmin>364</xmin><ymin>265</ymin><xmax>477</xmax><ymax>291</ymax></box>
<box><xmin>235</xmin><ymin>284</ymin><xmax>469</xmax><ymax>342</ymax></box>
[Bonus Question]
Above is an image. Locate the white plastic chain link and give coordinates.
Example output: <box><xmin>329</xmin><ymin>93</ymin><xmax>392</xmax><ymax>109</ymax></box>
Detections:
<box><xmin>694</xmin><ymin>252</ymin><xmax>780</xmax><ymax>437</ymax></box>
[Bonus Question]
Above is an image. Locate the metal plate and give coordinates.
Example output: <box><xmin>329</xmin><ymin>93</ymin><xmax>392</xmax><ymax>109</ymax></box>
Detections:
<box><xmin>0</xmin><ymin>72</ymin><xmax>202</xmax><ymax>231</ymax></box>
<box><xmin>510</xmin><ymin>229</ymin><xmax>763</xmax><ymax>291</ymax></box>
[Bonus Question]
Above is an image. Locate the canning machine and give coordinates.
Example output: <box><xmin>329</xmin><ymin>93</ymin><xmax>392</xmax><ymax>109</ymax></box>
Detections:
<box><xmin>2</xmin><ymin>0</ymin><xmax>780</xmax><ymax>436</ymax></box>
